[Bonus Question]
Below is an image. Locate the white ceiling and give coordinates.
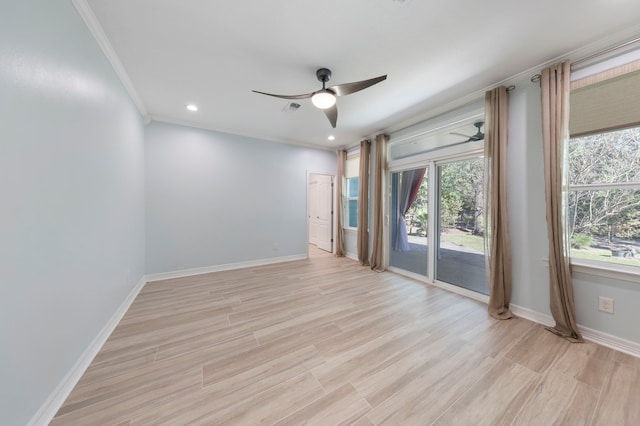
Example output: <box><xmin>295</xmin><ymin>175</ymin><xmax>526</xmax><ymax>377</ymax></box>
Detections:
<box><xmin>81</xmin><ymin>0</ymin><xmax>640</xmax><ymax>149</ymax></box>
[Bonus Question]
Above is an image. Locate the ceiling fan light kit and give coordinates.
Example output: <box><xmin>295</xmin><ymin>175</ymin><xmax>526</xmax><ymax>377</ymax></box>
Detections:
<box><xmin>252</xmin><ymin>67</ymin><xmax>387</xmax><ymax>128</ymax></box>
<box><xmin>311</xmin><ymin>91</ymin><xmax>336</xmax><ymax>109</ymax></box>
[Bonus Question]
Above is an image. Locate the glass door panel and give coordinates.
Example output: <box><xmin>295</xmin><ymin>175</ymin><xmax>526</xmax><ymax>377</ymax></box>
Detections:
<box><xmin>436</xmin><ymin>159</ymin><xmax>488</xmax><ymax>294</ymax></box>
<box><xmin>389</xmin><ymin>167</ymin><xmax>429</xmax><ymax>276</ymax></box>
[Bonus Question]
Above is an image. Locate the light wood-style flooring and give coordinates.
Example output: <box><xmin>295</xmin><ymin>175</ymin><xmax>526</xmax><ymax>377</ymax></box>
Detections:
<box><xmin>52</xmin><ymin>246</ymin><xmax>640</xmax><ymax>425</ymax></box>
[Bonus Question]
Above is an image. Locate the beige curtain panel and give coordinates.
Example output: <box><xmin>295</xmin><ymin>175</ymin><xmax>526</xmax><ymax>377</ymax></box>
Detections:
<box><xmin>484</xmin><ymin>86</ymin><xmax>513</xmax><ymax>320</ymax></box>
<box><xmin>540</xmin><ymin>61</ymin><xmax>583</xmax><ymax>342</ymax></box>
<box><xmin>335</xmin><ymin>149</ymin><xmax>346</xmax><ymax>257</ymax></box>
<box><xmin>369</xmin><ymin>134</ymin><xmax>388</xmax><ymax>272</ymax></box>
<box><xmin>357</xmin><ymin>140</ymin><xmax>371</xmax><ymax>265</ymax></box>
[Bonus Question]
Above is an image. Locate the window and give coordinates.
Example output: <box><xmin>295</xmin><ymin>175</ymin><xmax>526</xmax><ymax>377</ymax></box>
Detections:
<box><xmin>568</xmin><ymin>127</ymin><xmax>640</xmax><ymax>268</ymax></box>
<box><xmin>345</xmin><ymin>154</ymin><xmax>359</xmax><ymax>229</ymax></box>
<box><xmin>568</xmin><ymin>60</ymin><xmax>640</xmax><ymax>270</ymax></box>
<box><xmin>436</xmin><ymin>158</ymin><xmax>488</xmax><ymax>294</ymax></box>
<box><xmin>346</xmin><ymin>177</ymin><xmax>359</xmax><ymax>228</ymax></box>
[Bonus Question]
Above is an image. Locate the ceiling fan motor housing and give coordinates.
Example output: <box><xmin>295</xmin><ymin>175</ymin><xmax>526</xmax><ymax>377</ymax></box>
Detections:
<box><xmin>316</xmin><ymin>68</ymin><xmax>332</xmax><ymax>83</ymax></box>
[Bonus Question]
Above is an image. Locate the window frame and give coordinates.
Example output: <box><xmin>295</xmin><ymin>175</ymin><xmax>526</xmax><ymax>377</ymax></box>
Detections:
<box><xmin>344</xmin><ymin>151</ymin><xmax>360</xmax><ymax>231</ymax></box>
<box><xmin>566</xmin><ymin>120</ymin><xmax>640</xmax><ymax>279</ymax></box>
<box><xmin>388</xmin><ymin>138</ymin><xmax>486</xmax><ymax>291</ymax></box>
<box><xmin>345</xmin><ymin>176</ymin><xmax>359</xmax><ymax>230</ymax></box>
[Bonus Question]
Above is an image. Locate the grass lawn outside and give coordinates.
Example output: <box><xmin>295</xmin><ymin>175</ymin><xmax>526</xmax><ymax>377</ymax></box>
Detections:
<box><xmin>440</xmin><ymin>230</ymin><xmax>640</xmax><ymax>269</ymax></box>
<box><xmin>440</xmin><ymin>231</ymin><xmax>485</xmax><ymax>253</ymax></box>
<box><xmin>571</xmin><ymin>246</ymin><xmax>640</xmax><ymax>267</ymax></box>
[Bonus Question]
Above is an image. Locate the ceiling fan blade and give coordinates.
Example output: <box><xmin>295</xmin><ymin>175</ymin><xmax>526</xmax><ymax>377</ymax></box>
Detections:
<box><xmin>323</xmin><ymin>105</ymin><xmax>338</xmax><ymax>128</ymax></box>
<box><xmin>450</xmin><ymin>132</ymin><xmax>472</xmax><ymax>138</ymax></box>
<box><xmin>251</xmin><ymin>90</ymin><xmax>313</xmax><ymax>100</ymax></box>
<box><xmin>328</xmin><ymin>75</ymin><xmax>387</xmax><ymax>97</ymax></box>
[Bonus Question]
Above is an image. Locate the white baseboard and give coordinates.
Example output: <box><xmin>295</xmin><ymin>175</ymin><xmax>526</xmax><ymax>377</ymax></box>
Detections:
<box><xmin>145</xmin><ymin>253</ymin><xmax>308</xmax><ymax>282</ymax></box>
<box><xmin>28</xmin><ymin>276</ymin><xmax>147</xmax><ymax>426</ymax></box>
<box><xmin>579</xmin><ymin>325</ymin><xmax>640</xmax><ymax>358</ymax></box>
<box><xmin>511</xmin><ymin>304</ymin><xmax>640</xmax><ymax>358</ymax></box>
<box><xmin>510</xmin><ymin>304</ymin><xmax>555</xmax><ymax>327</ymax></box>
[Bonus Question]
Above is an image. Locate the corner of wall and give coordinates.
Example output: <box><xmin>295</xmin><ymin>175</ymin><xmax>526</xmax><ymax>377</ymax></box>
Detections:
<box><xmin>28</xmin><ymin>276</ymin><xmax>147</xmax><ymax>426</ymax></box>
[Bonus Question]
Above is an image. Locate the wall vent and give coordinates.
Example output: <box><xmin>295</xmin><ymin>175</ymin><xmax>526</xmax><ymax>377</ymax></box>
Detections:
<box><xmin>393</xmin><ymin>0</ymin><xmax>413</xmax><ymax>7</ymax></box>
<box><xmin>282</xmin><ymin>102</ymin><xmax>301</xmax><ymax>113</ymax></box>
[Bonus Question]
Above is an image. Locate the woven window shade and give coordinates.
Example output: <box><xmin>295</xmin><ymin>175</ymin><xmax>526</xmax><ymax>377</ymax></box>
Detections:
<box><xmin>570</xmin><ymin>61</ymin><xmax>640</xmax><ymax>137</ymax></box>
<box><xmin>346</xmin><ymin>156</ymin><xmax>359</xmax><ymax>178</ymax></box>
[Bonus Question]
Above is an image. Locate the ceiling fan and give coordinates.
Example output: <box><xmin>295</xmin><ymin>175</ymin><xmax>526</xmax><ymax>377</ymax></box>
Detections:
<box><xmin>450</xmin><ymin>121</ymin><xmax>485</xmax><ymax>142</ymax></box>
<box><xmin>252</xmin><ymin>68</ymin><xmax>387</xmax><ymax>128</ymax></box>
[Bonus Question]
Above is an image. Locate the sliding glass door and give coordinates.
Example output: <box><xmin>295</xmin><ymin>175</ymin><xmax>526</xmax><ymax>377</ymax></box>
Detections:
<box><xmin>389</xmin><ymin>156</ymin><xmax>488</xmax><ymax>295</ymax></box>
<box><xmin>436</xmin><ymin>158</ymin><xmax>488</xmax><ymax>294</ymax></box>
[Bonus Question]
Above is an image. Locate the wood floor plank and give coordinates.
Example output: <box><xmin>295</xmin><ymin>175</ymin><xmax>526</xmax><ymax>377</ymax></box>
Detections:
<box><xmin>52</xmin><ymin>246</ymin><xmax>640</xmax><ymax>425</ymax></box>
<box><xmin>273</xmin><ymin>383</ymin><xmax>371</xmax><ymax>426</ymax></box>
<box><xmin>98</xmin><ymin>314</ymin><xmax>230</xmax><ymax>353</ymax></box>
<box><xmin>433</xmin><ymin>358</ymin><xmax>540</xmax><ymax>426</ymax></box>
<box><xmin>51</xmin><ymin>368</ymin><xmax>201</xmax><ymax>425</ymax></box>
<box><xmin>547</xmin><ymin>339</ymin><xmax>614</xmax><ymax>389</ymax></box>
<box><xmin>190</xmin><ymin>372</ymin><xmax>325</xmax><ymax>425</ymax></box>
<box><xmin>130</xmin><ymin>350</ymin><xmax>321</xmax><ymax>424</ymax></box>
<box><xmin>364</xmin><ymin>342</ymin><xmax>496</xmax><ymax>425</ymax></box>
<box><xmin>254</xmin><ymin>302</ymin><xmax>357</xmax><ymax>346</ymax></box>
<box><xmin>459</xmin><ymin>315</ymin><xmax>536</xmax><ymax>359</ymax></box>
<box><xmin>63</xmin><ymin>333</ymin><xmax>258</xmax><ymax>406</ymax></box>
<box><xmin>312</xmin><ymin>320</ymin><xmax>435</xmax><ymax>393</ymax></box>
<box><xmin>353</xmin><ymin>334</ymin><xmax>466</xmax><ymax>408</ymax></box>
<box><xmin>591</xmin><ymin>361</ymin><xmax>640</xmax><ymax>425</ymax></box>
<box><xmin>201</xmin><ymin>340</ymin><xmax>325</xmax><ymax>388</ymax></box>
<box><xmin>505</xmin><ymin>324</ymin><xmax>572</xmax><ymax>373</ymax></box>
<box><xmin>512</xmin><ymin>371</ymin><xmax>599</xmax><ymax>425</ymax></box>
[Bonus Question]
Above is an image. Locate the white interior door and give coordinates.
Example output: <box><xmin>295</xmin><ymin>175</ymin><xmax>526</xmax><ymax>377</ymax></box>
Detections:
<box><xmin>309</xmin><ymin>177</ymin><xmax>319</xmax><ymax>245</ymax></box>
<box><xmin>309</xmin><ymin>173</ymin><xmax>333</xmax><ymax>252</ymax></box>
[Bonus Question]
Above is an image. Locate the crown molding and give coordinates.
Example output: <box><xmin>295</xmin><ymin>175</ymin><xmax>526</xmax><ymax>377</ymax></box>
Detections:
<box><xmin>72</xmin><ymin>0</ymin><xmax>149</xmax><ymax>119</ymax></box>
<box><xmin>385</xmin><ymin>25</ymin><xmax>640</xmax><ymax>137</ymax></box>
<box><xmin>148</xmin><ymin>115</ymin><xmax>336</xmax><ymax>152</ymax></box>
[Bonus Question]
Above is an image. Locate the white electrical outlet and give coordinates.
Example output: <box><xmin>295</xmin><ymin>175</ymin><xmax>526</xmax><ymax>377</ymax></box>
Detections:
<box><xmin>598</xmin><ymin>296</ymin><xmax>614</xmax><ymax>314</ymax></box>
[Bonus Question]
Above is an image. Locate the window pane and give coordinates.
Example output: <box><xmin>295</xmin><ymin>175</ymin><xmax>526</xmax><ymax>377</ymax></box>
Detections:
<box><xmin>569</xmin><ymin>127</ymin><xmax>640</xmax><ymax>185</ymax></box>
<box><xmin>569</xmin><ymin>188</ymin><xmax>640</xmax><ymax>267</ymax></box>
<box><xmin>389</xmin><ymin>168</ymin><xmax>428</xmax><ymax>276</ymax></box>
<box><xmin>348</xmin><ymin>199</ymin><xmax>358</xmax><ymax>228</ymax></box>
<box><xmin>347</xmin><ymin>178</ymin><xmax>359</xmax><ymax>197</ymax></box>
<box><xmin>436</xmin><ymin>159</ymin><xmax>488</xmax><ymax>294</ymax></box>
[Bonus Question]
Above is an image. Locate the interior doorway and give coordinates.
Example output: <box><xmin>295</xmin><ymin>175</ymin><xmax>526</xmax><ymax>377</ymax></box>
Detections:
<box><xmin>308</xmin><ymin>173</ymin><xmax>334</xmax><ymax>253</ymax></box>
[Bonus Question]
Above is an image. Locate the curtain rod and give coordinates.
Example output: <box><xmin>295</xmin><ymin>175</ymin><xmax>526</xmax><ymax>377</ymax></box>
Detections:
<box><xmin>531</xmin><ymin>35</ymin><xmax>640</xmax><ymax>83</ymax></box>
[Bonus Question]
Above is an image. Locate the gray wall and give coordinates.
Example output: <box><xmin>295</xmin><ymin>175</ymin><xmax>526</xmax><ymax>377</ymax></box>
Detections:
<box><xmin>0</xmin><ymin>2</ymin><xmax>146</xmax><ymax>424</ymax></box>
<box><xmin>507</xmin><ymin>79</ymin><xmax>553</xmax><ymax>315</ymax></box>
<box><xmin>508</xmin><ymin>77</ymin><xmax>640</xmax><ymax>344</ymax></box>
<box><xmin>144</xmin><ymin>121</ymin><xmax>336</xmax><ymax>274</ymax></box>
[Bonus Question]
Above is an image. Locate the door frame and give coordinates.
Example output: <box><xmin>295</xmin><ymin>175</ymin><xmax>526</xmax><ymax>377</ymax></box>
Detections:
<box><xmin>387</xmin><ymin>149</ymin><xmax>488</xmax><ymax>303</ymax></box>
<box><xmin>307</xmin><ymin>171</ymin><xmax>336</xmax><ymax>256</ymax></box>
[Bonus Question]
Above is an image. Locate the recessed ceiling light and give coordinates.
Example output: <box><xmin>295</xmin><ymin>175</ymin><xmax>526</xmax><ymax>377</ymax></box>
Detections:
<box><xmin>328</xmin><ymin>135</ymin><xmax>335</xmax><ymax>141</ymax></box>
<box><xmin>186</xmin><ymin>104</ymin><xmax>198</xmax><ymax>112</ymax></box>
